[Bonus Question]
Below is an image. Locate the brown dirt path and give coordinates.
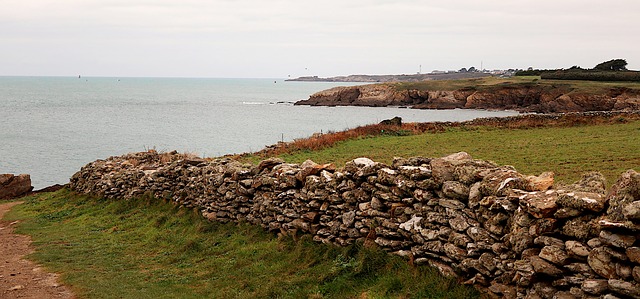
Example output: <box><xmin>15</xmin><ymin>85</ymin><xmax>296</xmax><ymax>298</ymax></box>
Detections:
<box><xmin>0</xmin><ymin>201</ymin><xmax>75</xmax><ymax>299</ymax></box>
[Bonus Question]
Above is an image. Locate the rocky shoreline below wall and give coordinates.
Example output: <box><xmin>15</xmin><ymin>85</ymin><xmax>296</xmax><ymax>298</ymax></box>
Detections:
<box><xmin>294</xmin><ymin>83</ymin><xmax>640</xmax><ymax>113</ymax></box>
<box><xmin>70</xmin><ymin>151</ymin><xmax>640</xmax><ymax>298</ymax></box>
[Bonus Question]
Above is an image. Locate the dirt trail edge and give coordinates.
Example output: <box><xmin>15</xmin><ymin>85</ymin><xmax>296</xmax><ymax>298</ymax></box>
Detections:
<box><xmin>0</xmin><ymin>201</ymin><xmax>75</xmax><ymax>299</ymax></box>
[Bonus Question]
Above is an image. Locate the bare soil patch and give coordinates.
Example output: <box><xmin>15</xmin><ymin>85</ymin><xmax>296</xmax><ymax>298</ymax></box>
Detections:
<box><xmin>0</xmin><ymin>201</ymin><xmax>75</xmax><ymax>299</ymax></box>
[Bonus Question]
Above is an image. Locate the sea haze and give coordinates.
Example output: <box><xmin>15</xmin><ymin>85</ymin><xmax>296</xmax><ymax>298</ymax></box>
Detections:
<box><xmin>0</xmin><ymin>76</ymin><xmax>518</xmax><ymax>188</ymax></box>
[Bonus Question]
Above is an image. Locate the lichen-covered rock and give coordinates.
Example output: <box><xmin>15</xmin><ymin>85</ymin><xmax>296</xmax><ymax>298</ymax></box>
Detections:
<box><xmin>600</xmin><ymin>230</ymin><xmax>636</xmax><ymax>248</ymax></box>
<box><xmin>441</xmin><ymin>181</ymin><xmax>470</xmax><ymax>200</ymax></box>
<box><xmin>623</xmin><ymin>201</ymin><xmax>640</xmax><ymax>220</ymax></box>
<box><xmin>607</xmin><ymin>170</ymin><xmax>640</xmax><ymax>221</ymax></box>
<box><xmin>589</xmin><ymin>247</ymin><xmax>619</xmax><ymax>279</ymax></box>
<box><xmin>557</xmin><ymin>191</ymin><xmax>607</xmax><ymax>212</ymax></box>
<box><xmin>521</xmin><ymin>190</ymin><xmax>558</xmax><ymax>218</ymax></box>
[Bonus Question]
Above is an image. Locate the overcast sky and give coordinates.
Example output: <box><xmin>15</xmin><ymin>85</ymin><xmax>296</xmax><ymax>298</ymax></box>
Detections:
<box><xmin>2</xmin><ymin>0</ymin><xmax>639</xmax><ymax>78</ymax></box>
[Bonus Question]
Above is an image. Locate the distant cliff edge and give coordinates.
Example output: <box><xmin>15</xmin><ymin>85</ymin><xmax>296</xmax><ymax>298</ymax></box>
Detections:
<box><xmin>294</xmin><ymin>78</ymin><xmax>640</xmax><ymax>113</ymax></box>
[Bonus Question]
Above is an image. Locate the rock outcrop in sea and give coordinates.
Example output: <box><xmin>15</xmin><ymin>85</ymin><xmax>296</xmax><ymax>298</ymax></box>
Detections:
<box><xmin>70</xmin><ymin>150</ymin><xmax>640</xmax><ymax>298</ymax></box>
<box><xmin>294</xmin><ymin>84</ymin><xmax>640</xmax><ymax>113</ymax></box>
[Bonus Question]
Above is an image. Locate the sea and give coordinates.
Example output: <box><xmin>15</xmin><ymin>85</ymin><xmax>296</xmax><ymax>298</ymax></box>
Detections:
<box><xmin>0</xmin><ymin>76</ymin><xmax>518</xmax><ymax>189</ymax></box>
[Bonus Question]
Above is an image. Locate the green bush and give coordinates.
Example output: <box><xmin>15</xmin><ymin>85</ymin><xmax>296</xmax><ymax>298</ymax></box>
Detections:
<box><xmin>541</xmin><ymin>70</ymin><xmax>640</xmax><ymax>82</ymax></box>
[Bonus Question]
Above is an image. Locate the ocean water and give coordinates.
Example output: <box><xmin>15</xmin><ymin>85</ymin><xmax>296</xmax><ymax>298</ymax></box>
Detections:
<box><xmin>0</xmin><ymin>76</ymin><xmax>518</xmax><ymax>189</ymax></box>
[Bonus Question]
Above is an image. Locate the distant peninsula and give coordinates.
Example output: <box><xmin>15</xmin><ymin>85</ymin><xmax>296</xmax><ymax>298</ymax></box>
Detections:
<box><xmin>294</xmin><ymin>76</ymin><xmax>640</xmax><ymax>113</ymax></box>
<box><xmin>285</xmin><ymin>72</ymin><xmax>492</xmax><ymax>83</ymax></box>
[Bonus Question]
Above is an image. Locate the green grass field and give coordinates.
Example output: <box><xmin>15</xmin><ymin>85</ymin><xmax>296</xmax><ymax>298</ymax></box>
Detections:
<box><xmin>392</xmin><ymin>76</ymin><xmax>640</xmax><ymax>94</ymax></box>
<box><xmin>5</xmin><ymin>190</ymin><xmax>478</xmax><ymax>299</ymax></box>
<box><xmin>276</xmin><ymin>120</ymin><xmax>640</xmax><ymax>185</ymax></box>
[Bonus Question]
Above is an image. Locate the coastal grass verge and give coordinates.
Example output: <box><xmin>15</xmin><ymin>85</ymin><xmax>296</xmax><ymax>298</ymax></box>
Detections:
<box><xmin>5</xmin><ymin>189</ymin><xmax>478</xmax><ymax>299</ymax></box>
<box><xmin>254</xmin><ymin>119</ymin><xmax>640</xmax><ymax>185</ymax></box>
<box><xmin>391</xmin><ymin>76</ymin><xmax>640</xmax><ymax>94</ymax></box>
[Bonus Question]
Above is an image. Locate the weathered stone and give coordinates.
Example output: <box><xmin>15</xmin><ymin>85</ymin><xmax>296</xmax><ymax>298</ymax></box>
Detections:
<box><xmin>600</xmin><ymin>230</ymin><xmax>636</xmax><ymax>248</ymax></box>
<box><xmin>588</xmin><ymin>247</ymin><xmax>618</xmax><ymax>279</ymax></box>
<box><xmin>522</xmin><ymin>190</ymin><xmax>558</xmax><ymax>218</ymax></box>
<box><xmin>553</xmin><ymin>291</ymin><xmax>576</xmax><ymax>299</ymax></box>
<box><xmin>398</xmin><ymin>216</ymin><xmax>422</xmax><ymax>233</ymax></box>
<box><xmin>616</xmin><ymin>263</ymin><xmax>632</xmax><ymax>279</ymax></box>
<box><xmin>438</xmin><ymin>198</ymin><xmax>465</xmax><ymax>210</ymax></box>
<box><xmin>628</xmin><ymin>247</ymin><xmax>640</xmax><ymax>264</ymax></box>
<box><xmin>371</xmin><ymin>197</ymin><xmax>384</xmax><ymax>210</ymax></box>
<box><xmin>581</xmin><ymin>279</ymin><xmax>609</xmax><ymax>295</ymax></box>
<box><xmin>608</xmin><ymin>279</ymin><xmax>640</xmax><ymax>298</ymax></box>
<box><xmin>557</xmin><ymin>191</ymin><xmax>606</xmax><ymax>212</ymax></box>
<box><xmin>468</xmin><ymin>182</ymin><xmax>482</xmax><ymax>208</ymax></box>
<box><xmin>568</xmin><ymin>171</ymin><xmax>607</xmax><ymax>194</ymax></box>
<box><xmin>633</xmin><ymin>266</ymin><xmax>640</xmax><ymax>283</ymax></box>
<box><xmin>479</xmin><ymin>252</ymin><xmax>497</xmax><ymax>272</ymax></box>
<box><xmin>535</xmin><ymin>236</ymin><xmax>565</xmax><ymax>248</ymax></box>
<box><xmin>448</xmin><ymin>232</ymin><xmax>471</xmax><ymax>248</ymax></box>
<box><xmin>529</xmin><ymin>281</ymin><xmax>558</xmax><ymax>299</ymax></box>
<box><xmin>530</xmin><ymin>256</ymin><xmax>563</xmax><ymax>276</ymax></box>
<box><xmin>624</xmin><ymin>201</ymin><xmax>640</xmax><ymax>221</ymax></box>
<box><xmin>529</xmin><ymin>218</ymin><xmax>557</xmax><ymax>236</ymax></box>
<box><xmin>443</xmin><ymin>243</ymin><xmax>467</xmax><ymax>261</ymax></box>
<box><xmin>449</xmin><ymin>215</ymin><xmax>470</xmax><ymax>232</ymax></box>
<box><xmin>431</xmin><ymin>153</ymin><xmax>471</xmax><ymax>183</ymax></box>
<box><xmin>562</xmin><ymin>216</ymin><xmax>599</xmax><ymax>240</ymax></box>
<box><xmin>479</xmin><ymin>167</ymin><xmax>526</xmax><ymax>196</ymax></box>
<box><xmin>554</xmin><ymin>207</ymin><xmax>583</xmax><ymax>218</ymax></box>
<box><xmin>540</xmin><ymin>245</ymin><xmax>570</xmax><ymax>265</ymax></box>
<box><xmin>525</xmin><ymin>172</ymin><xmax>555</xmax><ymax>192</ymax></box>
<box><xmin>0</xmin><ymin>173</ymin><xmax>33</xmax><ymax>199</ymax></box>
<box><xmin>514</xmin><ymin>259</ymin><xmax>535</xmax><ymax>286</ymax></box>
<box><xmin>488</xmin><ymin>282</ymin><xmax>517</xmax><ymax>299</ymax></box>
<box><xmin>442</xmin><ymin>181</ymin><xmax>470</xmax><ymax>200</ymax></box>
<box><xmin>257</xmin><ymin>157</ymin><xmax>285</xmax><ymax>172</ymax></box>
<box><xmin>565</xmin><ymin>263</ymin><xmax>594</xmax><ymax>275</ymax></box>
<box><xmin>566</xmin><ymin>241</ymin><xmax>590</xmax><ymax>257</ymax></box>
<box><xmin>607</xmin><ymin>169</ymin><xmax>640</xmax><ymax>221</ymax></box>
<box><xmin>341</xmin><ymin>211</ymin><xmax>356</xmax><ymax>227</ymax></box>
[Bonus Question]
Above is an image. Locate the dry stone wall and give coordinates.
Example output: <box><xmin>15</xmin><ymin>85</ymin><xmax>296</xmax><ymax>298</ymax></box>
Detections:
<box><xmin>69</xmin><ymin>150</ymin><xmax>640</xmax><ymax>299</ymax></box>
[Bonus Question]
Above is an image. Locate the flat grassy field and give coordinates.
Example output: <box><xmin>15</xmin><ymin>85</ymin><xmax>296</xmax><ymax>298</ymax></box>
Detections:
<box><xmin>276</xmin><ymin>120</ymin><xmax>640</xmax><ymax>185</ymax></box>
<box><xmin>5</xmin><ymin>190</ymin><xmax>478</xmax><ymax>299</ymax></box>
<box><xmin>392</xmin><ymin>76</ymin><xmax>640</xmax><ymax>94</ymax></box>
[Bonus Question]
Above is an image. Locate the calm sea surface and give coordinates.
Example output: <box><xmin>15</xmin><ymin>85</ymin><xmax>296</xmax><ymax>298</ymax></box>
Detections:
<box><xmin>0</xmin><ymin>76</ymin><xmax>518</xmax><ymax>188</ymax></box>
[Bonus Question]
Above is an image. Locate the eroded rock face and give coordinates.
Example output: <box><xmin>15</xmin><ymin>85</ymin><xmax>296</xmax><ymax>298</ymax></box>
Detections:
<box><xmin>0</xmin><ymin>174</ymin><xmax>33</xmax><ymax>199</ymax></box>
<box><xmin>294</xmin><ymin>83</ymin><xmax>640</xmax><ymax>113</ymax></box>
<box><xmin>69</xmin><ymin>151</ymin><xmax>640</xmax><ymax>299</ymax></box>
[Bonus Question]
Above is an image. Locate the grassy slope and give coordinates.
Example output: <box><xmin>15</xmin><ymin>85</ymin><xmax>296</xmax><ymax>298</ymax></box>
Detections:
<box><xmin>5</xmin><ymin>190</ymin><xmax>477</xmax><ymax>299</ymax></box>
<box><xmin>276</xmin><ymin>120</ymin><xmax>640</xmax><ymax>185</ymax></box>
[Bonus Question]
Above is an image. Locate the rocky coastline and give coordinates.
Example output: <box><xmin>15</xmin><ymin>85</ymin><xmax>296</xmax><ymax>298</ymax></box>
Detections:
<box><xmin>294</xmin><ymin>82</ymin><xmax>640</xmax><ymax>113</ymax></box>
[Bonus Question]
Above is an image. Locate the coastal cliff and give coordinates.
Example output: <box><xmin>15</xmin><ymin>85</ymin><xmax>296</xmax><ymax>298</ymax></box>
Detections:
<box><xmin>294</xmin><ymin>78</ymin><xmax>640</xmax><ymax>113</ymax></box>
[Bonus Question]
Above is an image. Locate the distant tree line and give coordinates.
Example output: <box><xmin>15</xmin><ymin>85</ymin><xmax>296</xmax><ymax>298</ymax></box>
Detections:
<box><xmin>515</xmin><ymin>59</ymin><xmax>640</xmax><ymax>82</ymax></box>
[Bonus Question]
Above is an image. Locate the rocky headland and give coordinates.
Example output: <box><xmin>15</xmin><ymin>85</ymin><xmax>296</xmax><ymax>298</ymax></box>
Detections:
<box><xmin>294</xmin><ymin>78</ymin><xmax>640</xmax><ymax>113</ymax></box>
